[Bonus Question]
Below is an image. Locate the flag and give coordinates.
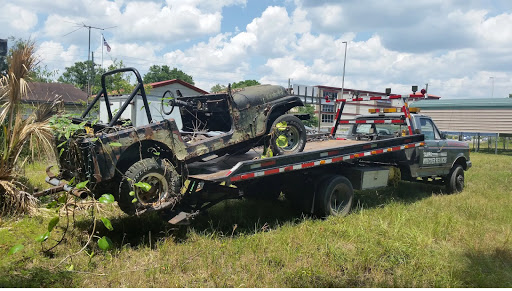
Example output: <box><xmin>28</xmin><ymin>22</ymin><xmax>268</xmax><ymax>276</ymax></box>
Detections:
<box><xmin>103</xmin><ymin>36</ymin><xmax>111</xmax><ymax>52</ymax></box>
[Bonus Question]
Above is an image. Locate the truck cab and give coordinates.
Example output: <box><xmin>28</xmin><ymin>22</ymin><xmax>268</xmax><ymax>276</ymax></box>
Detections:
<box><xmin>344</xmin><ymin>110</ymin><xmax>472</xmax><ymax>193</ymax></box>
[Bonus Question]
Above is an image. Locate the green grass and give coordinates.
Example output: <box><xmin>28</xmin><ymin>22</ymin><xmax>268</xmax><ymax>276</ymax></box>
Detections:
<box><xmin>1</xmin><ymin>152</ymin><xmax>512</xmax><ymax>287</ymax></box>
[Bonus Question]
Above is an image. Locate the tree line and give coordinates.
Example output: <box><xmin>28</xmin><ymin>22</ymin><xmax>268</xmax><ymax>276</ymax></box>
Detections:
<box><xmin>32</xmin><ymin>59</ymin><xmax>262</xmax><ymax>95</ymax></box>
<box><xmin>52</xmin><ymin>61</ymin><xmax>195</xmax><ymax>94</ymax></box>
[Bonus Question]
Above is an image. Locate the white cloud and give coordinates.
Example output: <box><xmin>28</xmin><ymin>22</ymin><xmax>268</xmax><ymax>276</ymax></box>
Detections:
<box><xmin>0</xmin><ymin>4</ymin><xmax>38</xmax><ymax>33</ymax></box>
<box><xmin>245</xmin><ymin>6</ymin><xmax>298</xmax><ymax>56</ymax></box>
<box><xmin>99</xmin><ymin>41</ymin><xmax>161</xmax><ymax>69</ymax></box>
<box><xmin>7</xmin><ymin>0</ymin><xmax>512</xmax><ymax>99</ymax></box>
<box><xmin>167</xmin><ymin>0</ymin><xmax>247</xmax><ymax>11</ymax></box>
<box><xmin>35</xmin><ymin>41</ymin><xmax>83</xmax><ymax>77</ymax></box>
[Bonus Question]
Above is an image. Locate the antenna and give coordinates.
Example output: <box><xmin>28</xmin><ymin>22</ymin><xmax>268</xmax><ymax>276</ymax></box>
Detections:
<box><xmin>63</xmin><ymin>23</ymin><xmax>116</xmax><ymax>96</ymax></box>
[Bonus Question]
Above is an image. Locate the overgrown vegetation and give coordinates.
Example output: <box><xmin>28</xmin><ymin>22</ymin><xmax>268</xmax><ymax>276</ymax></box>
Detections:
<box><xmin>0</xmin><ymin>39</ymin><xmax>61</xmax><ymax>217</ymax></box>
<box><xmin>1</xmin><ymin>152</ymin><xmax>511</xmax><ymax>287</ymax></box>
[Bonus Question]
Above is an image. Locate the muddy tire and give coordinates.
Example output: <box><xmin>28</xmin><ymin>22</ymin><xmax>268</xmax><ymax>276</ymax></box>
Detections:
<box><xmin>118</xmin><ymin>158</ymin><xmax>181</xmax><ymax>215</ymax></box>
<box><xmin>446</xmin><ymin>165</ymin><xmax>464</xmax><ymax>194</ymax></box>
<box><xmin>270</xmin><ymin>114</ymin><xmax>306</xmax><ymax>156</ymax></box>
<box><xmin>315</xmin><ymin>175</ymin><xmax>354</xmax><ymax>218</ymax></box>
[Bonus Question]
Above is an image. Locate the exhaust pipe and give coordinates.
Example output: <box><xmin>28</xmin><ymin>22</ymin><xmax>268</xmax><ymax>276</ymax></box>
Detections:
<box><xmin>45</xmin><ymin>176</ymin><xmax>89</xmax><ymax>200</ymax></box>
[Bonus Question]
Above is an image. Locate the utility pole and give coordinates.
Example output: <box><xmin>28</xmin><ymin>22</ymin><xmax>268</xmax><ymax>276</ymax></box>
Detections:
<box><xmin>63</xmin><ymin>23</ymin><xmax>116</xmax><ymax>97</ymax></box>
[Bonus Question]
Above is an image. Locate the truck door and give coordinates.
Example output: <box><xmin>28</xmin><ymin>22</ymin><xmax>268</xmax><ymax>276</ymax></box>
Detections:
<box><xmin>418</xmin><ymin>117</ymin><xmax>448</xmax><ymax>173</ymax></box>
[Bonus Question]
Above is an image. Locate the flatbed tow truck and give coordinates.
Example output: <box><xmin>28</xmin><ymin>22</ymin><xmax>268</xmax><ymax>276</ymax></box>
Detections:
<box><xmin>162</xmin><ymin>90</ymin><xmax>470</xmax><ymax>224</ymax></box>
<box><xmin>43</xmin><ymin>68</ymin><xmax>471</xmax><ymax>225</ymax></box>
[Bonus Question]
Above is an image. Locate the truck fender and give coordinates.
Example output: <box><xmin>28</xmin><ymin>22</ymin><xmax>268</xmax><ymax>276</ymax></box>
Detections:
<box><xmin>451</xmin><ymin>154</ymin><xmax>468</xmax><ymax>170</ymax></box>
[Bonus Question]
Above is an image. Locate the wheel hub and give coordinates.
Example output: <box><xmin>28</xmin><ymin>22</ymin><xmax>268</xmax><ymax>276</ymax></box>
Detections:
<box><xmin>277</xmin><ymin>125</ymin><xmax>300</xmax><ymax>151</ymax></box>
<box><xmin>136</xmin><ymin>172</ymin><xmax>169</xmax><ymax>204</ymax></box>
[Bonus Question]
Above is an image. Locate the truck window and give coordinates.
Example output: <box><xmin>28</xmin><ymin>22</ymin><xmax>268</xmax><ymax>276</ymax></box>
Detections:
<box><xmin>420</xmin><ymin>118</ymin><xmax>440</xmax><ymax>140</ymax></box>
<box><xmin>353</xmin><ymin>122</ymin><xmax>405</xmax><ymax>137</ymax></box>
<box><xmin>355</xmin><ymin>124</ymin><xmax>373</xmax><ymax>134</ymax></box>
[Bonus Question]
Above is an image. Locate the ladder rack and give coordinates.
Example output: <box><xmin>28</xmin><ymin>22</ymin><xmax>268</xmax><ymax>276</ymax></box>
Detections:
<box><xmin>331</xmin><ymin>93</ymin><xmax>429</xmax><ymax>138</ymax></box>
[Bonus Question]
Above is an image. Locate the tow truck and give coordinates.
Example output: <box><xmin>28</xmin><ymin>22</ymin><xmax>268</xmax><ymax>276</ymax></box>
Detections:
<box><xmin>341</xmin><ymin>105</ymin><xmax>471</xmax><ymax>193</ymax></box>
<box><xmin>43</xmin><ymin>68</ymin><xmax>470</xmax><ymax>224</ymax></box>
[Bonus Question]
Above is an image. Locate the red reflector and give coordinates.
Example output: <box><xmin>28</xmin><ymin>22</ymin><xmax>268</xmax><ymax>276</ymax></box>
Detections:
<box><xmin>302</xmin><ymin>162</ymin><xmax>315</xmax><ymax>168</ymax></box>
<box><xmin>261</xmin><ymin>160</ymin><xmax>276</xmax><ymax>167</ymax></box>
<box><xmin>264</xmin><ymin>168</ymin><xmax>280</xmax><ymax>175</ymax></box>
<box><xmin>241</xmin><ymin>173</ymin><xmax>255</xmax><ymax>180</ymax></box>
<box><xmin>332</xmin><ymin>157</ymin><xmax>343</xmax><ymax>162</ymax></box>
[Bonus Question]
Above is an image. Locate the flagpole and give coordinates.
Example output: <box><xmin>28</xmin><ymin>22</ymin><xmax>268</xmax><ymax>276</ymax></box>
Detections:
<box><xmin>101</xmin><ymin>34</ymin><xmax>104</xmax><ymax>68</ymax></box>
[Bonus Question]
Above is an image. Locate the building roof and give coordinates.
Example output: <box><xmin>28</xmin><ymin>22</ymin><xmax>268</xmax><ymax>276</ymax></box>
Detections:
<box><xmin>24</xmin><ymin>82</ymin><xmax>88</xmax><ymax>104</ymax></box>
<box><xmin>411</xmin><ymin>98</ymin><xmax>512</xmax><ymax>110</ymax></box>
<box><xmin>149</xmin><ymin>79</ymin><xmax>209</xmax><ymax>95</ymax></box>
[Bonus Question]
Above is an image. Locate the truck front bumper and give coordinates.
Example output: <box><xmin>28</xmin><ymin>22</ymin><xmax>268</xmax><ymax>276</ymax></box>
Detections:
<box><xmin>466</xmin><ymin>160</ymin><xmax>472</xmax><ymax>170</ymax></box>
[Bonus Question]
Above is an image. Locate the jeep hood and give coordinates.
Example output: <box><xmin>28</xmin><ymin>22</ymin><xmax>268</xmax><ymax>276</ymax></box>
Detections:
<box><xmin>232</xmin><ymin>85</ymin><xmax>288</xmax><ymax>109</ymax></box>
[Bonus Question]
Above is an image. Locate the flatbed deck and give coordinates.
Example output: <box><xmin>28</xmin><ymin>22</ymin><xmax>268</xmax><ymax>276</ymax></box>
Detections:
<box><xmin>188</xmin><ymin>135</ymin><xmax>425</xmax><ymax>183</ymax></box>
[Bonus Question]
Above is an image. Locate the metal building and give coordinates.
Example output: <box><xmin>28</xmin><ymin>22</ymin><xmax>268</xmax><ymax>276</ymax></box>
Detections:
<box><xmin>411</xmin><ymin>98</ymin><xmax>512</xmax><ymax>153</ymax></box>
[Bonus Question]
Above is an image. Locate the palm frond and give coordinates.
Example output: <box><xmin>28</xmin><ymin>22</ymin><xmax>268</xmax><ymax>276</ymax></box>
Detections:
<box><xmin>0</xmin><ymin>39</ymin><xmax>53</xmax><ymax>217</ymax></box>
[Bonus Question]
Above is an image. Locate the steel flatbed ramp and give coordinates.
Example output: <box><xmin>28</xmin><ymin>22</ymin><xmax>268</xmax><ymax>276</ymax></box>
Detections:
<box><xmin>187</xmin><ymin>135</ymin><xmax>424</xmax><ymax>183</ymax></box>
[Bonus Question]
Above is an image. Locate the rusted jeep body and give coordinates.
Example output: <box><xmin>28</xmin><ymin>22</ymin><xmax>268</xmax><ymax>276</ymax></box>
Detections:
<box><xmin>55</xmin><ymin>68</ymin><xmax>307</xmax><ymax>214</ymax></box>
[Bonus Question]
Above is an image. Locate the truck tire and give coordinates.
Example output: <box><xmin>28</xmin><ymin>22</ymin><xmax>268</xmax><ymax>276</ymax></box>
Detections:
<box><xmin>118</xmin><ymin>158</ymin><xmax>181</xmax><ymax>215</ymax></box>
<box><xmin>446</xmin><ymin>165</ymin><xmax>464</xmax><ymax>194</ymax></box>
<box><xmin>315</xmin><ymin>175</ymin><xmax>354</xmax><ymax>217</ymax></box>
<box><xmin>270</xmin><ymin>114</ymin><xmax>306</xmax><ymax>156</ymax></box>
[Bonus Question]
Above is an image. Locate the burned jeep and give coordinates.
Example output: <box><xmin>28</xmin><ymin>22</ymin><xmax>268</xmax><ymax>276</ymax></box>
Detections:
<box><xmin>51</xmin><ymin>67</ymin><xmax>308</xmax><ymax>214</ymax></box>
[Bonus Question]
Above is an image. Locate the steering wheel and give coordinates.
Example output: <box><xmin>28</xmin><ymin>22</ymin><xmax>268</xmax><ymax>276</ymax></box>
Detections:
<box><xmin>161</xmin><ymin>90</ymin><xmax>175</xmax><ymax>115</ymax></box>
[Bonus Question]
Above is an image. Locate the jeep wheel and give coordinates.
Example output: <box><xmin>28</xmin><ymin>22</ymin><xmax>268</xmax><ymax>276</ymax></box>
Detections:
<box><xmin>270</xmin><ymin>114</ymin><xmax>306</xmax><ymax>155</ymax></box>
<box><xmin>118</xmin><ymin>158</ymin><xmax>181</xmax><ymax>215</ymax></box>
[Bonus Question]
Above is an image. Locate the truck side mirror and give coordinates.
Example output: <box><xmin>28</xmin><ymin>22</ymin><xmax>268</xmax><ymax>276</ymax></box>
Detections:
<box><xmin>440</xmin><ymin>132</ymin><xmax>446</xmax><ymax>139</ymax></box>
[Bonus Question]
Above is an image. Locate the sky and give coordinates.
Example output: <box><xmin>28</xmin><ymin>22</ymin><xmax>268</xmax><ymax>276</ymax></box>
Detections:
<box><xmin>1</xmin><ymin>0</ymin><xmax>512</xmax><ymax>99</ymax></box>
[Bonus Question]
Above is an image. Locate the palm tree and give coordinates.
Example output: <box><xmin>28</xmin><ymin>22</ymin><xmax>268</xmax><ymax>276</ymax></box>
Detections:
<box><xmin>0</xmin><ymin>39</ymin><xmax>61</xmax><ymax>216</ymax></box>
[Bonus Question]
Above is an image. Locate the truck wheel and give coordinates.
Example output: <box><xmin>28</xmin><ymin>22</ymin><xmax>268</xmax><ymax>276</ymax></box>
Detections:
<box><xmin>446</xmin><ymin>165</ymin><xmax>464</xmax><ymax>194</ymax></box>
<box><xmin>315</xmin><ymin>175</ymin><xmax>354</xmax><ymax>217</ymax></box>
<box><xmin>118</xmin><ymin>158</ymin><xmax>181</xmax><ymax>215</ymax></box>
<box><xmin>270</xmin><ymin>114</ymin><xmax>306</xmax><ymax>155</ymax></box>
